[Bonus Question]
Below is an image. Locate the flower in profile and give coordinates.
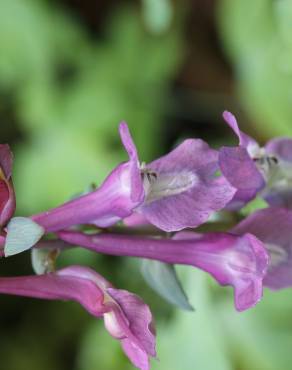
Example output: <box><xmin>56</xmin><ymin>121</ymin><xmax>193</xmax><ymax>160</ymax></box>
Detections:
<box><xmin>0</xmin><ymin>265</ymin><xmax>156</xmax><ymax>370</ymax></box>
<box><xmin>219</xmin><ymin>111</ymin><xmax>292</xmax><ymax>209</ymax></box>
<box><xmin>232</xmin><ymin>207</ymin><xmax>292</xmax><ymax>290</ymax></box>
<box><xmin>58</xmin><ymin>230</ymin><xmax>269</xmax><ymax>311</ymax></box>
<box><xmin>0</xmin><ymin>144</ymin><xmax>16</xmax><ymax>227</ymax></box>
<box><xmin>5</xmin><ymin>121</ymin><xmax>236</xmax><ymax>255</ymax></box>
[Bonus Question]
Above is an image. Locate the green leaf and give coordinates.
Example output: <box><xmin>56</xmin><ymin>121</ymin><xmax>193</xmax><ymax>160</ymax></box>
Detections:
<box><xmin>240</xmin><ymin>197</ymin><xmax>268</xmax><ymax>216</ymax></box>
<box><xmin>141</xmin><ymin>259</ymin><xmax>194</xmax><ymax>311</ymax></box>
<box><xmin>4</xmin><ymin>217</ymin><xmax>45</xmax><ymax>256</ymax></box>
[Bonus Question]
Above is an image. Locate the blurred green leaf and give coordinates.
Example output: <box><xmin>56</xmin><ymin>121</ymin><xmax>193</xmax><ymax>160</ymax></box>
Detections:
<box><xmin>218</xmin><ymin>0</ymin><xmax>292</xmax><ymax>137</ymax></box>
<box><xmin>141</xmin><ymin>259</ymin><xmax>194</xmax><ymax>311</ymax></box>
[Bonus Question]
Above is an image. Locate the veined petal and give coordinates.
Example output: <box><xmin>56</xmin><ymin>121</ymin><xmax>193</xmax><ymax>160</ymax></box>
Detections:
<box><xmin>137</xmin><ymin>139</ymin><xmax>236</xmax><ymax>231</ymax></box>
<box><xmin>107</xmin><ymin>288</ymin><xmax>156</xmax><ymax>357</ymax></box>
<box><xmin>219</xmin><ymin>147</ymin><xmax>265</xmax><ymax>191</ymax></box>
<box><xmin>232</xmin><ymin>207</ymin><xmax>292</xmax><ymax>290</ymax></box>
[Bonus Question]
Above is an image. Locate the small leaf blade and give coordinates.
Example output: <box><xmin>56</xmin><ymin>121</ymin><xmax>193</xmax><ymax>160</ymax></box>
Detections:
<box><xmin>5</xmin><ymin>217</ymin><xmax>45</xmax><ymax>256</ymax></box>
<box><xmin>141</xmin><ymin>259</ymin><xmax>194</xmax><ymax>311</ymax></box>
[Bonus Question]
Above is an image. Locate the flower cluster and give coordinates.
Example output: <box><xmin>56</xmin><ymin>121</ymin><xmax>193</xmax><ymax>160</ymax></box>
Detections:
<box><xmin>1</xmin><ymin>112</ymin><xmax>292</xmax><ymax>370</ymax></box>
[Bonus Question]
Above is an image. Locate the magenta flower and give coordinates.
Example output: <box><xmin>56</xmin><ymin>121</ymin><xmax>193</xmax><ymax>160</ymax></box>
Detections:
<box><xmin>31</xmin><ymin>123</ymin><xmax>234</xmax><ymax>232</ymax></box>
<box><xmin>58</xmin><ymin>230</ymin><xmax>269</xmax><ymax>311</ymax></box>
<box><xmin>0</xmin><ymin>265</ymin><xmax>156</xmax><ymax>370</ymax></box>
<box><xmin>0</xmin><ymin>144</ymin><xmax>16</xmax><ymax>227</ymax></box>
<box><xmin>232</xmin><ymin>207</ymin><xmax>292</xmax><ymax>290</ymax></box>
<box><xmin>219</xmin><ymin>111</ymin><xmax>292</xmax><ymax>209</ymax></box>
<box><xmin>30</xmin><ymin>123</ymin><xmax>144</xmax><ymax>232</ymax></box>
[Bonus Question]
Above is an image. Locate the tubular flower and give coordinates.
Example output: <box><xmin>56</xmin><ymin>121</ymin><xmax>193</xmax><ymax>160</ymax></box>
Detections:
<box><xmin>31</xmin><ymin>123</ymin><xmax>235</xmax><ymax>232</ymax></box>
<box><xmin>30</xmin><ymin>123</ymin><xmax>144</xmax><ymax>232</ymax></box>
<box><xmin>0</xmin><ymin>144</ymin><xmax>16</xmax><ymax>227</ymax></box>
<box><xmin>0</xmin><ymin>265</ymin><xmax>156</xmax><ymax>370</ymax></box>
<box><xmin>232</xmin><ymin>207</ymin><xmax>292</xmax><ymax>290</ymax></box>
<box><xmin>58</xmin><ymin>230</ymin><xmax>269</xmax><ymax>311</ymax></box>
<box><xmin>219</xmin><ymin>111</ymin><xmax>292</xmax><ymax>209</ymax></box>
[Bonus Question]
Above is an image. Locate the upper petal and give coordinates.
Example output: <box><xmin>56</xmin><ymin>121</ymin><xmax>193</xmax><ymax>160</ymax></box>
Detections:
<box><xmin>222</xmin><ymin>111</ymin><xmax>258</xmax><ymax>152</ymax></box>
<box><xmin>265</xmin><ymin>137</ymin><xmax>292</xmax><ymax>161</ymax></box>
<box><xmin>119</xmin><ymin>122</ymin><xmax>144</xmax><ymax>204</ymax></box>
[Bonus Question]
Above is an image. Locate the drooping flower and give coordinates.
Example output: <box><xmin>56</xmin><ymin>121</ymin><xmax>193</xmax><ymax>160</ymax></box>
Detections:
<box><xmin>232</xmin><ymin>207</ymin><xmax>292</xmax><ymax>290</ymax></box>
<box><xmin>58</xmin><ymin>230</ymin><xmax>269</xmax><ymax>311</ymax></box>
<box><xmin>0</xmin><ymin>144</ymin><xmax>16</xmax><ymax>227</ymax></box>
<box><xmin>219</xmin><ymin>111</ymin><xmax>292</xmax><ymax>209</ymax></box>
<box><xmin>0</xmin><ymin>265</ymin><xmax>156</xmax><ymax>370</ymax></box>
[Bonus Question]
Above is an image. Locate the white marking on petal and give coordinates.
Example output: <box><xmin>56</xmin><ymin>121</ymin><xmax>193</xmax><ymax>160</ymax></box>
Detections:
<box><xmin>266</xmin><ymin>243</ymin><xmax>288</xmax><ymax>269</ymax></box>
<box><xmin>142</xmin><ymin>169</ymin><xmax>198</xmax><ymax>203</ymax></box>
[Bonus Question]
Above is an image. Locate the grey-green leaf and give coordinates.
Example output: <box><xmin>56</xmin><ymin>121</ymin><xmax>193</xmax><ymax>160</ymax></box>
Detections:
<box><xmin>5</xmin><ymin>217</ymin><xmax>45</xmax><ymax>256</ymax></box>
<box><xmin>141</xmin><ymin>259</ymin><xmax>194</xmax><ymax>311</ymax></box>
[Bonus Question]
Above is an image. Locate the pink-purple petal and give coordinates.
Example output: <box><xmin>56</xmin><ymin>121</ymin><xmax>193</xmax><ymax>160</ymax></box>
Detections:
<box><xmin>0</xmin><ymin>144</ymin><xmax>16</xmax><ymax>227</ymax></box>
<box><xmin>138</xmin><ymin>139</ymin><xmax>236</xmax><ymax>231</ymax></box>
<box><xmin>0</xmin><ymin>144</ymin><xmax>13</xmax><ymax>179</ymax></box>
<box><xmin>222</xmin><ymin>111</ymin><xmax>258</xmax><ymax>150</ymax></box>
<box><xmin>265</xmin><ymin>137</ymin><xmax>292</xmax><ymax>161</ymax></box>
<box><xmin>232</xmin><ymin>207</ymin><xmax>292</xmax><ymax>290</ymax></box>
<box><xmin>219</xmin><ymin>146</ymin><xmax>265</xmax><ymax>191</ymax></box>
<box><xmin>108</xmin><ymin>288</ymin><xmax>156</xmax><ymax>357</ymax></box>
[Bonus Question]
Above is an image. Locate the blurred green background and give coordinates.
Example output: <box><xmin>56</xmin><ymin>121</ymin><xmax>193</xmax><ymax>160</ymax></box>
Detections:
<box><xmin>1</xmin><ymin>0</ymin><xmax>292</xmax><ymax>369</ymax></box>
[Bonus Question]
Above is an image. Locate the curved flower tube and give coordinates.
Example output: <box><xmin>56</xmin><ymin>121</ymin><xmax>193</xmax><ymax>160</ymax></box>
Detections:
<box><xmin>219</xmin><ymin>111</ymin><xmax>292</xmax><ymax>209</ymax></box>
<box><xmin>0</xmin><ymin>265</ymin><xmax>156</xmax><ymax>370</ymax></box>
<box><xmin>232</xmin><ymin>207</ymin><xmax>292</xmax><ymax>290</ymax></box>
<box><xmin>58</xmin><ymin>230</ymin><xmax>269</xmax><ymax>311</ymax></box>
<box><xmin>0</xmin><ymin>144</ymin><xmax>16</xmax><ymax>227</ymax></box>
<box><xmin>31</xmin><ymin>123</ymin><xmax>144</xmax><ymax>232</ymax></box>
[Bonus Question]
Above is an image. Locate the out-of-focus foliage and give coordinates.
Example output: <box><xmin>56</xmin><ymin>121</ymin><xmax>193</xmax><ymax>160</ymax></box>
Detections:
<box><xmin>218</xmin><ymin>0</ymin><xmax>292</xmax><ymax>137</ymax></box>
<box><xmin>142</xmin><ymin>0</ymin><xmax>173</xmax><ymax>34</ymax></box>
<box><xmin>0</xmin><ymin>0</ymin><xmax>182</xmax><ymax>214</ymax></box>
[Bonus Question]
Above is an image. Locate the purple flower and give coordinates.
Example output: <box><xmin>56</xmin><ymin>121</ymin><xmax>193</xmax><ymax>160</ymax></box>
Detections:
<box><xmin>15</xmin><ymin>122</ymin><xmax>235</xmax><ymax>236</ymax></box>
<box><xmin>0</xmin><ymin>144</ymin><xmax>16</xmax><ymax>227</ymax></box>
<box><xmin>232</xmin><ymin>207</ymin><xmax>292</xmax><ymax>290</ymax></box>
<box><xmin>219</xmin><ymin>111</ymin><xmax>292</xmax><ymax>209</ymax></box>
<box><xmin>0</xmin><ymin>265</ymin><xmax>156</xmax><ymax>370</ymax></box>
<box><xmin>30</xmin><ymin>123</ymin><xmax>144</xmax><ymax>232</ymax></box>
<box><xmin>58</xmin><ymin>230</ymin><xmax>269</xmax><ymax>311</ymax></box>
